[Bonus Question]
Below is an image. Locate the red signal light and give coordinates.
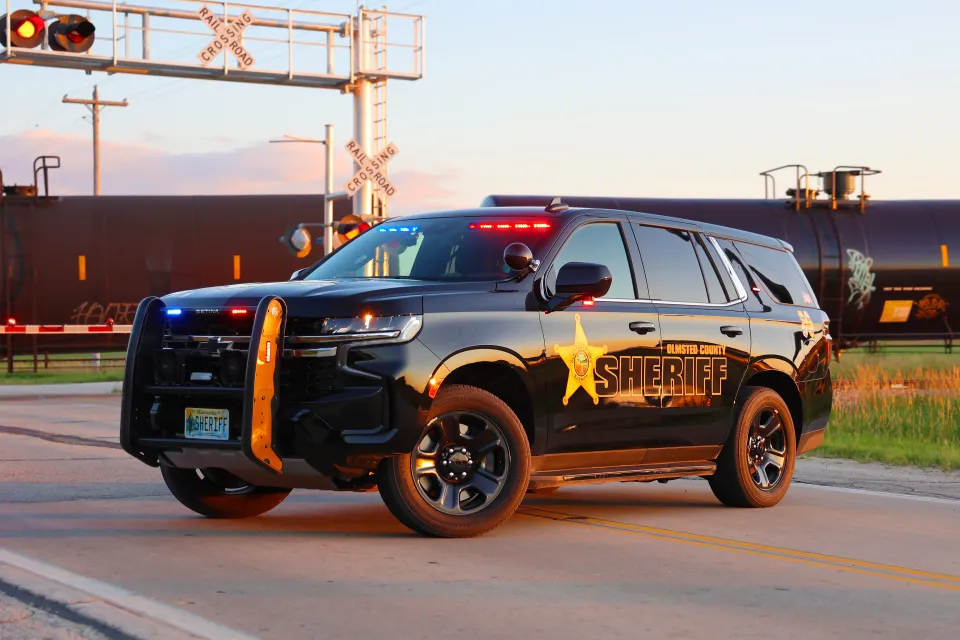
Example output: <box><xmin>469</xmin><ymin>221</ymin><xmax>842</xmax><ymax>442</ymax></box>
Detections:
<box><xmin>48</xmin><ymin>15</ymin><xmax>96</xmax><ymax>53</ymax></box>
<box><xmin>230</xmin><ymin>308</ymin><xmax>249</xmax><ymax>316</ymax></box>
<box><xmin>16</xmin><ymin>16</ymin><xmax>42</xmax><ymax>39</ymax></box>
<box><xmin>6</xmin><ymin>318</ymin><xmax>16</xmax><ymax>326</ymax></box>
<box><xmin>582</xmin><ymin>297</ymin><xmax>595</xmax><ymax>307</ymax></box>
<box><xmin>337</xmin><ymin>214</ymin><xmax>372</xmax><ymax>245</ymax></box>
<box><xmin>1</xmin><ymin>10</ymin><xmax>47</xmax><ymax>49</ymax></box>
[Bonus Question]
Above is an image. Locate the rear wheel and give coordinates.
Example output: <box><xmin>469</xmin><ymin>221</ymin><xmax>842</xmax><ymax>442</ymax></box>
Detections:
<box><xmin>377</xmin><ymin>384</ymin><xmax>531</xmax><ymax>538</ymax></box>
<box><xmin>708</xmin><ymin>386</ymin><xmax>796</xmax><ymax>508</ymax></box>
<box><xmin>160</xmin><ymin>466</ymin><xmax>291</xmax><ymax>519</ymax></box>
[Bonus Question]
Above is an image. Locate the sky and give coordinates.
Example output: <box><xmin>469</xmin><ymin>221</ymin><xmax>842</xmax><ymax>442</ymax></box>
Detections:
<box><xmin>1</xmin><ymin>0</ymin><xmax>959</xmax><ymax>214</ymax></box>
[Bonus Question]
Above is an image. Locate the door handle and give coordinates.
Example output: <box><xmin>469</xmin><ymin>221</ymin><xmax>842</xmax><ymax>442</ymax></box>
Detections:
<box><xmin>720</xmin><ymin>325</ymin><xmax>743</xmax><ymax>337</ymax></box>
<box><xmin>629</xmin><ymin>321</ymin><xmax>657</xmax><ymax>335</ymax></box>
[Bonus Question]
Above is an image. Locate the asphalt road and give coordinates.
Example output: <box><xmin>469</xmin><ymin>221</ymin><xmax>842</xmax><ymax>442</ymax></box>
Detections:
<box><xmin>1</xmin><ymin>396</ymin><xmax>958</xmax><ymax>639</ymax></box>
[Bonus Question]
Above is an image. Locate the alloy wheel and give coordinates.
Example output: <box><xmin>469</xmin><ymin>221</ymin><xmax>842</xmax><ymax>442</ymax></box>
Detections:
<box><xmin>410</xmin><ymin>410</ymin><xmax>511</xmax><ymax>515</ymax></box>
<box><xmin>746</xmin><ymin>407</ymin><xmax>787</xmax><ymax>490</ymax></box>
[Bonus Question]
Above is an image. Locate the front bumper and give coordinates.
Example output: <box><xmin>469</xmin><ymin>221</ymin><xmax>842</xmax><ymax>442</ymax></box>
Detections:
<box><xmin>119</xmin><ymin>296</ymin><xmax>432</xmax><ymax>487</ymax></box>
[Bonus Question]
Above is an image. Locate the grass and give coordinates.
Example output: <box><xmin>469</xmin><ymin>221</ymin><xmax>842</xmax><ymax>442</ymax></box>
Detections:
<box><xmin>815</xmin><ymin>363</ymin><xmax>960</xmax><ymax>470</ymax></box>
<box><xmin>0</xmin><ymin>370</ymin><xmax>124</xmax><ymax>385</ymax></box>
<box><xmin>0</xmin><ymin>352</ymin><xmax>126</xmax><ymax>385</ymax></box>
<box><xmin>832</xmin><ymin>350</ymin><xmax>960</xmax><ymax>379</ymax></box>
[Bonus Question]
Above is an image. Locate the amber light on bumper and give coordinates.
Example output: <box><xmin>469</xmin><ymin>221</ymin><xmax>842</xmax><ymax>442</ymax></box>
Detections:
<box><xmin>244</xmin><ymin>297</ymin><xmax>286</xmax><ymax>473</ymax></box>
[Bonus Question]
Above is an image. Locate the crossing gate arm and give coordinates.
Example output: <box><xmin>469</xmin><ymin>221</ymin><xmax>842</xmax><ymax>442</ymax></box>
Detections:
<box><xmin>1</xmin><ymin>324</ymin><xmax>133</xmax><ymax>334</ymax></box>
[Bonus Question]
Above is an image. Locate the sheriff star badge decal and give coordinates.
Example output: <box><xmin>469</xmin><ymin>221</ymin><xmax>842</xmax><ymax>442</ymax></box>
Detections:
<box><xmin>555</xmin><ymin>313</ymin><xmax>608</xmax><ymax>405</ymax></box>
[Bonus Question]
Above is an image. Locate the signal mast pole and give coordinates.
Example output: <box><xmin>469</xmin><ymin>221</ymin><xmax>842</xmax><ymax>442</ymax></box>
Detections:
<box><xmin>62</xmin><ymin>86</ymin><xmax>128</xmax><ymax>195</ymax></box>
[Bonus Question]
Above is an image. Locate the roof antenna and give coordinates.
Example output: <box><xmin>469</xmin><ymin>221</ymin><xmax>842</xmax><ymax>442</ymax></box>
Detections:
<box><xmin>545</xmin><ymin>196</ymin><xmax>569</xmax><ymax>213</ymax></box>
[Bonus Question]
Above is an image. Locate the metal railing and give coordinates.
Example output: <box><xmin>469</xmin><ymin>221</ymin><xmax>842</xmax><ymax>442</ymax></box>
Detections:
<box><xmin>2</xmin><ymin>352</ymin><xmax>125</xmax><ymax>374</ymax></box>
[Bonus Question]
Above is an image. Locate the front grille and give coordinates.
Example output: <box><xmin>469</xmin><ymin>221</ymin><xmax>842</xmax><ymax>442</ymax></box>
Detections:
<box><xmin>279</xmin><ymin>357</ymin><xmax>338</xmax><ymax>402</ymax></box>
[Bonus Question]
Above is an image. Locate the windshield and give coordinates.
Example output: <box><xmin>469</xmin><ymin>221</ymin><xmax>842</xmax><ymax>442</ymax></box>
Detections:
<box><xmin>303</xmin><ymin>217</ymin><xmax>556</xmax><ymax>281</ymax></box>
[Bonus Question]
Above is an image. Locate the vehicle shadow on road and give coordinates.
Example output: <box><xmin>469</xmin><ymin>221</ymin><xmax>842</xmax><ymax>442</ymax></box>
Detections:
<box><xmin>521</xmin><ymin>480</ymin><xmax>725</xmax><ymax>512</ymax></box>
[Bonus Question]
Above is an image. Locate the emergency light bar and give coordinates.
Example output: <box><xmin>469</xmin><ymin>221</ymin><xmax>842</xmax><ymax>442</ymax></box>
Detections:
<box><xmin>468</xmin><ymin>221</ymin><xmax>551</xmax><ymax>230</ymax></box>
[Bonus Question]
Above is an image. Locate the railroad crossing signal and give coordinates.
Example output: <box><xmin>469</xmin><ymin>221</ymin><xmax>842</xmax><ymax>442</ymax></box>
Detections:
<box><xmin>0</xmin><ymin>10</ymin><xmax>95</xmax><ymax>51</ymax></box>
<box><xmin>344</xmin><ymin>140</ymin><xmax>399</xmax><ymax>199</ymax></box>
<box><xmin>196</xmin><ymin>4</ymin><xmax>255</xmax><ymax>70</ymax></box>
<box><xmin>48</xmin><ymin>15</ymin><xmax>97</xmax><ymax>53</ymax></box>
<box><xmin>0</xmin><ymin>10</ymin><xmax>45</xmax><ymax>48</ymax></box>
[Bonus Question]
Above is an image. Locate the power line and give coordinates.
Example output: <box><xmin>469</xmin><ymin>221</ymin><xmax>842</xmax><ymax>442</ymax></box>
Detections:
<box><xmin>62</xmin><ymin>86</ymin><xmax>129</xmax><ymax>196</ymax></box>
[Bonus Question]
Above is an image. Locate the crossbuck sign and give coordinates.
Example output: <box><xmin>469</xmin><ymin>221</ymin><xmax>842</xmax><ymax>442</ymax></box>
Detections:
<box><xmin>344</xmin><ymin>140</ymin><xmax>399</xmax><ymax>198</ymax></box>
<box><xmin>196</xmin><ymin>5</ymin><xmax>256</xmax><ymax>70</ymax></box>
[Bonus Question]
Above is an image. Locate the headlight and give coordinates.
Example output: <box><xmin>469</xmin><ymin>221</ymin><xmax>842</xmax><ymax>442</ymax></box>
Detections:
<box><xmin>320</xmin><ymin>314</ymin><xmax>422</xmax><ymax>343</ymax></box>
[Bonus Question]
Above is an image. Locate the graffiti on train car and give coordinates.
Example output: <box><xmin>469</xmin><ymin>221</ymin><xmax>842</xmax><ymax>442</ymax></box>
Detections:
<box><xmin>69</xmin><ymin>302</ymin><xmax>139</xmax><ymax>325</ymax></box>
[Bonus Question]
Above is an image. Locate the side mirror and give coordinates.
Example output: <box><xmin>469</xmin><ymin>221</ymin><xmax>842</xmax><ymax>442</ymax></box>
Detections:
<box><xmin>503</xmin><ymin>242</ymin><xmax>533</xmax><ymax>271</ymax></box>
<box><xmin>290</xmin><ymin>268</ymin><xmax>305</xmax><ymax>280</ymax></box>
<box><xmin>547</xmin><ymin>262</ymin><xmax>612</xmax><ymax>312</ymax></box>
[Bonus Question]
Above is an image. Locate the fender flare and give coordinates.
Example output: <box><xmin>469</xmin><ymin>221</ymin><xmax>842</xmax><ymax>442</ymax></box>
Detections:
<box><xmin>426</xmin><ymin>346</ymin><xmax>534</xmax><ymax>399</ymax></box>
<box><xmin>745</xmin><ymin>355</ymin><xmax>800</xmax><ymax>383</ymax></box>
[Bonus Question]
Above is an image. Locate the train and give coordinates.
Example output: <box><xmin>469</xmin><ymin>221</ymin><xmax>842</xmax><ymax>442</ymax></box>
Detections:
<box><xmin>1</xmin><ymin>163</ymin><xmax>957</xmax><ymax>356</ymax></box>
<box><xmin>0</xmin><ymin>188</ymin><xmax>357</xmax><ymax>355</ymax></box>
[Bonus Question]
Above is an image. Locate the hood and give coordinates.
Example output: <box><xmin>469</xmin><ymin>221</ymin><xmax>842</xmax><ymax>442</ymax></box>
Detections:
<box><xmin>161</xmin><ymin>278</ymin><xmax>493</xmax><ymax>318</ymax></box>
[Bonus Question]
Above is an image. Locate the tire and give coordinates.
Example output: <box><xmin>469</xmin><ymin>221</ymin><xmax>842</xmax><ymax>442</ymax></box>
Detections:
<box><xmin>708</xmin><ymin>386</ymin><xmax>797</xmax><ymax>508</ymax></box>
<box><xmin>377</xmin><ymin>384</ymin><xmax>531</xmax><ymax>538</ymax></box>
<box><xmin>160</xmin><ymin>465</ymin><xmax>291</xmax><ymax>519</ymax></box>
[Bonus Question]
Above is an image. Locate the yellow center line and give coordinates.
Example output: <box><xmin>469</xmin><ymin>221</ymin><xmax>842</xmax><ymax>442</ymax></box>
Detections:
<box><xmin>518</xmin><ymin>507</ymin><xmax>960</xmax><ymax>592</ymax></box>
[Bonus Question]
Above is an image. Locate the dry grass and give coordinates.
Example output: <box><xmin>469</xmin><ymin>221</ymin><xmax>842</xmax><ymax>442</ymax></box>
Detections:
<box><xmin>816</xmin><ymin>365</ymin><xmax>960</xmax><ymax>470</ymax></box>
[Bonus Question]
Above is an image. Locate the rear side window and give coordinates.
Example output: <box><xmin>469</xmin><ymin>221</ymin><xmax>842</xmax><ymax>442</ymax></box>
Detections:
<box><xmin>633</xmin><ymin>224</ymin><xmax>709</xmax><ymax>304</ymax></box>
<box><xmin>692</xmin><ymin>235</ymin><xmax>731</xmax><ymax>303</ymax></box>
<box><xmin>734</xmin><ymin>241</ymin><xmax>818</xmax><ymax>307</ymax></box>
<box><xmin>703</xmin><ymin>236</ymin><xmax>741</xmax><ymax>300</ymax></box>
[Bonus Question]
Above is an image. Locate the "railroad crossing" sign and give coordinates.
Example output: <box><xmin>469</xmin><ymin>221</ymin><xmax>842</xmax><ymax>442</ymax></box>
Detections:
<box><xmin>196</xmin><ymin>5</ymin><xmax>256</xmax><ymax>70</ymax></box>
<box><xmin>344</xmin><ymin>140</ymin><xmax>399</xmax><ymax>198</ymax></box>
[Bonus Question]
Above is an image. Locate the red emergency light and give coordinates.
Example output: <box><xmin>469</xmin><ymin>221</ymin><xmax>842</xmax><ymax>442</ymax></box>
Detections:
<box><xmin>230</xmin><ymin>308</ymin><xmax>249</xmax><ymax>316</ymax></box>
<box><xmin>468</xmin><ymin>221</ymin><xmax>551</xmax><ymax>230</ymax></box>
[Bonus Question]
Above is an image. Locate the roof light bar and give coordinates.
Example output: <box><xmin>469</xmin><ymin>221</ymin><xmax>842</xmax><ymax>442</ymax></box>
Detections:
<box><xmin>377</xmin><ymin>226</ymin><xmax>420</xmax><ymax>233</ymax></box>
<box><xmin>468</xmin><ymin>221</ymin><xmax>551</xmax><ymax>230</ymax></box>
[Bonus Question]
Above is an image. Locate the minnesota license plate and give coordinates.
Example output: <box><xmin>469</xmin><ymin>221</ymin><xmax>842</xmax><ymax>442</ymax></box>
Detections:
<box><xmin>184</xmin><ymin>408</ymin><xmax>230</xmax><ymax>440</ymax></box>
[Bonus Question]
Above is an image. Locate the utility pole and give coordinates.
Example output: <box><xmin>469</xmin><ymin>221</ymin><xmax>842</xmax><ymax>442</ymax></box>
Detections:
<box><xmin>62</xmin><ymin>86</ymin><xmax>129</xmax><ymax>196</ymax></box>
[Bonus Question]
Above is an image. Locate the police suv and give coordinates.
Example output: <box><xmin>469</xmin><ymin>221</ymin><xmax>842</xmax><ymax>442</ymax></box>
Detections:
<box><xmin>120</xmin><ymin>201</ymin><xmax>833</xmax><ymax>538</ymax></box>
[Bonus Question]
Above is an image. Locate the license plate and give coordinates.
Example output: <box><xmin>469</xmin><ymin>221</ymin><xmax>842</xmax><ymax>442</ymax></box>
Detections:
<box><xmin>184</xmin><ymin>408</ymin><xmax>230</xmax><ymax>440</ymax></box>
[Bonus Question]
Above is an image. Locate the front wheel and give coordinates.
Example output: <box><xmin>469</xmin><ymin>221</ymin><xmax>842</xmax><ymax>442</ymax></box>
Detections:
<box><xmin>708</xmin><ymin>386</ymin><xmax>796</xmax><ymax>508</ymax></box>
<box><xmin>161</xmin><ymin>466</ymin><xmax>291</xmax><ymax>519</ymax></box>
<box><xmin>377</xmin><ymin>384</ymin><xmax>531</xmax><ymax>538</ymax></box>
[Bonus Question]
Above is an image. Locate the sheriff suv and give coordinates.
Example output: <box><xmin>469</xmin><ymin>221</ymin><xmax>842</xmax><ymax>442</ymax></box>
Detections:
<box><xmin>120</xmin><ymin>201</ymin><xmax>833</xmax><ymax>538</ymax></box>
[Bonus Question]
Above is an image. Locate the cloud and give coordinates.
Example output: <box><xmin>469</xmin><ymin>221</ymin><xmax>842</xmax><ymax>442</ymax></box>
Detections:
<box><xmin>0</xmin><ymin>130</ymin><xmax>462</xmax><ymax>214</ymax></box>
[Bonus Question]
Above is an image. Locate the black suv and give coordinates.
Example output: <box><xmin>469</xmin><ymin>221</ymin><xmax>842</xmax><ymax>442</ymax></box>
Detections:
<box><xmin>120</xmin><ymin>202</ymin><xmax>833</xmax><ymax>538</ymax></box>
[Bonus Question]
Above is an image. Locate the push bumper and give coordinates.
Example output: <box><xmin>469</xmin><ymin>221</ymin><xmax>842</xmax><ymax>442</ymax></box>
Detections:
<box><xmin>119</xmin><ymin>295</ymin><xmax>429</xmax><ymax>485</ymax></box>
<box><xmin>120</xmin><ymin>295</ymin><xmax>287</xmax><ymax>474</ymax></box>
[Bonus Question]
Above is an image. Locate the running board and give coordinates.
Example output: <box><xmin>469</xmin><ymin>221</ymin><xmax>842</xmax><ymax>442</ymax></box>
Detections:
<box><xmin>528</xmin><ymin>462</ymin><xmax>716</xmax><ymax>491</ymax></box>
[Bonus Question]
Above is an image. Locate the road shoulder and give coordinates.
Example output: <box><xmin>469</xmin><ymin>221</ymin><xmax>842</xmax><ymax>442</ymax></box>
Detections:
<box><xmin>796</xmin><ymin>456</ymin><xmax>960</xmax><ymax>501</ymax></box>
<box><xmin>0</xmin><ymin>382</ymin><xmax>122</xmax><ymax>401</ymax></box>
<box><xmin>0</xmin><ymin>549</ymin><xmax>259</xmax><ymax>640</ymax></box>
